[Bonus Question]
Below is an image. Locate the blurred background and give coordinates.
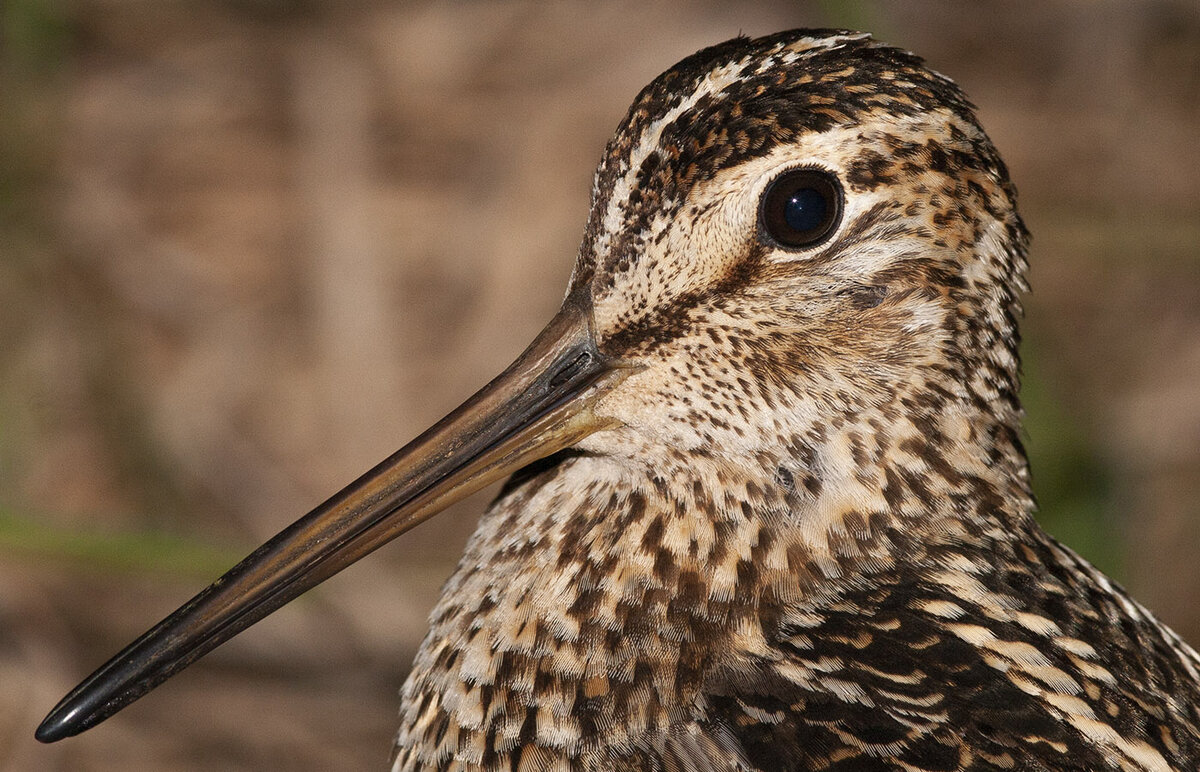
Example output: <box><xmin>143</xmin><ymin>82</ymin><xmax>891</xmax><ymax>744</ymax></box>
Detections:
<box><xmin>2</xmin><ymin>0</ymin><xmax>1198</xmax><ymax>768</ymax></box>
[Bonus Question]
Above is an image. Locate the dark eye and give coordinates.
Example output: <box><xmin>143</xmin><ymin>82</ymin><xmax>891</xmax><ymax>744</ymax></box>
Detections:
<box><xmin>759</xmin><ymin>168</ymin><xmax>843</xmax><ymax>249</ymax></box>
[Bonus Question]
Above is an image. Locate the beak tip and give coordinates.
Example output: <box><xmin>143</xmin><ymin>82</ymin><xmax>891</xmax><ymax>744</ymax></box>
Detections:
<box><xmin>36</xmin><ymin>690</ymin><xmax>103</xmax><ymax>743</ymax></box>
<box><xmin>35</xmin><ymin>708</ymin><xmax>77</xmax><ymax>744</ymax></box>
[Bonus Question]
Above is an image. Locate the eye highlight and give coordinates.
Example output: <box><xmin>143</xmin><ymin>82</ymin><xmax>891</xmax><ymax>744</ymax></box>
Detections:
<box><xmin>759</xmin><ymin>168</ymin><xmax>843</xmax><ymax>250</ymax></box>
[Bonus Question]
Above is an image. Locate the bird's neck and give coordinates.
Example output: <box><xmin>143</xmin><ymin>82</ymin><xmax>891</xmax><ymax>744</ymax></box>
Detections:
<box><xmin>394</xmin><ymin>400</ymin><xmax>1034</xmax><ymax>766</ymax></box>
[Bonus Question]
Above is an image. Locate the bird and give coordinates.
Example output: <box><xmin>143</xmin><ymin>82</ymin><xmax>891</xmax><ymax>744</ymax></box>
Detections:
<box><xmin>35</xmin><ymin>28</ymin><xmax>1200</xmax><ymax>771</ymax></box>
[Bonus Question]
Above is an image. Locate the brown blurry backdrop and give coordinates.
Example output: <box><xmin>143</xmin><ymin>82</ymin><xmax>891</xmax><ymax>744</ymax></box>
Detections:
<box><xmin>2</xmin><ymin>1</ymin><xmax>1199</xmax><ymax>769</ymax></box>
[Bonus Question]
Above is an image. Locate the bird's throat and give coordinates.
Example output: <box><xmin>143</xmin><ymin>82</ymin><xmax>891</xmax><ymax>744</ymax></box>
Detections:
<box><xmin>392</xmin><ymin>419</ymin><xmax>1032</xmax><ymax>768</ymax></box>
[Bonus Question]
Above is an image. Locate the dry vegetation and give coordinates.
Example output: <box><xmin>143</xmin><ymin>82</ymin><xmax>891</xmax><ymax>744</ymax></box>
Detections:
<box><xmin>2</xmin><ymin>1</ymin><xmax>1198</xmax><ymax>769</ymax></box>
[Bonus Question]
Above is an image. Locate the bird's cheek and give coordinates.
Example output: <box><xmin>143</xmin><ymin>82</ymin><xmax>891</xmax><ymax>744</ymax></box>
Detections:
<box><xmin>578</xmin><ymin>368</ymin><xmax>702</xmax><ymax>454</ymax></box>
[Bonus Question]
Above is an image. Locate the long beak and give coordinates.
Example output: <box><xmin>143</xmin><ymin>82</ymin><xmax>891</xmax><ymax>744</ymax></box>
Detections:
<box><xmin>36</xmin><ymin>297</ymin><xmax>629</xmax><ymax>743</ymax></box>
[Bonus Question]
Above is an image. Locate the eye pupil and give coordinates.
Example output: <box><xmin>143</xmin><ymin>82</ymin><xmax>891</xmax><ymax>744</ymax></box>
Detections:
<box><xmin>784</xmin><ymin>187</ymin><xmax>828</xmax><ymax>233</ymax></box>
<box><xmin>760</xmin><ymin>168</ymin><xmax>843</xmax><ymax>249</ymax></box>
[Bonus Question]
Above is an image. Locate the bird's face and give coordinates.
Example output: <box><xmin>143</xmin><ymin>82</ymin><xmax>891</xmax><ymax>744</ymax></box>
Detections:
<box><xmin>37</xmin><ymin>29</ymin><xmax>1030</xmax><ymax>743</ymax></box>
<box><xmin>567</xmin><ymin>33</ymin><xmax>1027</xmax><ymax>461</ymax></box>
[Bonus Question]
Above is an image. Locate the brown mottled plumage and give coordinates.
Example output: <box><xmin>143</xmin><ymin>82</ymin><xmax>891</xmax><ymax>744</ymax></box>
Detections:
<box><xmin>391</xmin><ymin>31</ymin><xmax>1200</xmax><ymax>770</ymax></box>
<box><xmin>37</xmin><ymin>29</ymin><xmax>1200</xmax><ymax>772</ymax></box>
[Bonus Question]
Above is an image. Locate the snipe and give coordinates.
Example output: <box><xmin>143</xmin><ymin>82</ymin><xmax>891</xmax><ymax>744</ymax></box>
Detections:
<box><xmin>38</xmin><ymin>29</ymin><xmax>1200</xmax><ymax>771</ymax></box>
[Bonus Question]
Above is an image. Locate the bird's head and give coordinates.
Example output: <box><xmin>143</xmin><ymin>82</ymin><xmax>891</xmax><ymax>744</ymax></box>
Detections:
<box><xmin>567</xmin><ymin>31</ymin><xmax>1028</xmax><ymax>468</ymax></box>
<box><xmin>37</xmin><ymin>29</ymin><xmax>1031</xmax><ymax>743</ymax></box>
